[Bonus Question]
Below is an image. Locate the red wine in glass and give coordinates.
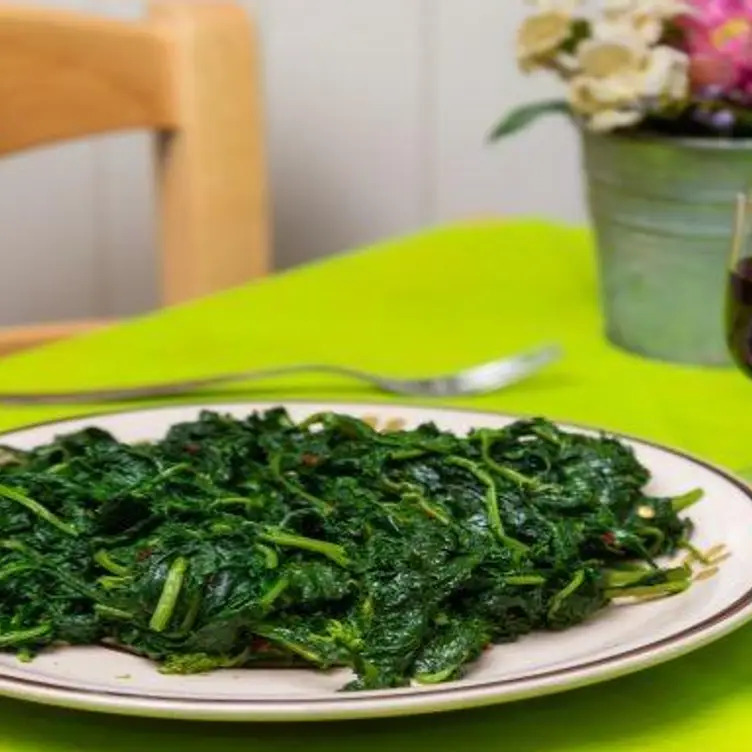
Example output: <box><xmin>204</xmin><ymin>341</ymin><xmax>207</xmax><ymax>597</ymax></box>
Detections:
<box><xmin>727</xmin><ymin>192</ymin><xmax>752</xmax><ymax>374</ymax></box>
<box><xmin>727</xmin><ymin>257</ymin><xmax>752</xmax><ymax>376</ymax></box>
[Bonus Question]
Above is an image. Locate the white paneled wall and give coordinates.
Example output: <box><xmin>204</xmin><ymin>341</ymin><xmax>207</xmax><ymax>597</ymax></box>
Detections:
<box><xmin>86</xmin><ymin>0</ymin><xmax>159</xmax><ymax>318</ymax></box>
<box><xmin>264</xmin><ymin>0</ymin><xmax>430</xmax><ymax>269</ymax></box>
<box><xmin>0</xmin><ymin>0</ymin><xmax>586</xmax><ymax>326</ymax></box>
<box><xmin>434</xmin><ymin>0</ymin><xmax>584</xmax><ymax>222</ymax></box>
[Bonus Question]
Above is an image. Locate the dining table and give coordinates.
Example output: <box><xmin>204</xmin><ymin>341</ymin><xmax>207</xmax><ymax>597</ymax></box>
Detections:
<box><xmin>0</xmin><ymin>218</ymin><xmax>750</xmax><ymax>751</ymax></box>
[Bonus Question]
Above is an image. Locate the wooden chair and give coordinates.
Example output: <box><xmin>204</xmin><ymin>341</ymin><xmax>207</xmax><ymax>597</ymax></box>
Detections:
<box><xmin>0</xmin><ymin>0</ymin><xmax>269</xmax><ymax>357</ymax></box>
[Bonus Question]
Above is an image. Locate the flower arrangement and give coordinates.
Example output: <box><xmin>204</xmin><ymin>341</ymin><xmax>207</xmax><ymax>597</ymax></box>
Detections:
<box><xmin>490</xmin><ymin>0</ymin><xmax>752</xmax><ymax>140</ymax></box>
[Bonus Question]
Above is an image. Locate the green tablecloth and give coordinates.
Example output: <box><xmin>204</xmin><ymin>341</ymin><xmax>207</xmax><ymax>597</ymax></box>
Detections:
<box><xmin>0</xmin><ymin>220</ymin><xmax>750</xmax><ymax>751</ymax></box>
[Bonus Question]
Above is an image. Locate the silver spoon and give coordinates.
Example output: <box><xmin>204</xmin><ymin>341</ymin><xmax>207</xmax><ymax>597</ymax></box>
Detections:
<box><xmin>0</xmin><ymin>344</ymin><xmax>562</xmax><ymax>405</ymax></box>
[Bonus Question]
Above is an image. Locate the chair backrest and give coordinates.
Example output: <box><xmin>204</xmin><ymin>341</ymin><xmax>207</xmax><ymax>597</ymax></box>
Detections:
<box><xmin>0</xmin><ymin>0</ymin><xmax>269</xmax><ymax>306</ymax></box>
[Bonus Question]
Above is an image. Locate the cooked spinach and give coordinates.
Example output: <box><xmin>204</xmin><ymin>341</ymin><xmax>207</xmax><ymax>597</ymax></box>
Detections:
<box><xmin>0</xmin><ymin>410</ymin><xmax>700</xmax><ymax>689</ymax></box>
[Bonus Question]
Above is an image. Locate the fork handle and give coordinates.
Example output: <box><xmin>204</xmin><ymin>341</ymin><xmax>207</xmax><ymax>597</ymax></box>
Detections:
<box><xmin>0</xmin><ymin>364</ymin><xmax>386</xmax><ymax>405</ymax></box>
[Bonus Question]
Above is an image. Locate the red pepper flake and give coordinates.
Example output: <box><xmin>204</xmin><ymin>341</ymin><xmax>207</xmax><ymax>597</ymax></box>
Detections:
<box><xmin>601</xmin><ymin>532</ymin><xmax>617</xmax><ymax>547</ymax></box>
<box><xmin>136</xmin><ymin>547</ymin><xmax>153</xmax><ymax>562</ymax></box>
<box><xmin>301</xmin><ymin>453</ymin><xmax>321</xmax><ymax>467</ymax></box>
<box><xmin>183</xmin><ymin>443</ymin><xmax>201</xmax><ymax>455</ymax></box>
<box><xmin>251</xmin><ymin>637</ymin><xmax>272</xmax><ymax>654</ymax></box>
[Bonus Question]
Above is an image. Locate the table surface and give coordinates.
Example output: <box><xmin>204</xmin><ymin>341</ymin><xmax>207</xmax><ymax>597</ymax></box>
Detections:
<box><xmin>0</xmin><ymin>220</ymin><xmax>750</xmax><ymax>752</ymax></box>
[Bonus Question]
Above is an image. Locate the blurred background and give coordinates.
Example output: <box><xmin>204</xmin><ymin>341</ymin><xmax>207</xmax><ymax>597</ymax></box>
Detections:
<box><xmin>0</xmin><ymin>0</ymin><xmax>585</xmax><ymax>328</ymax></box>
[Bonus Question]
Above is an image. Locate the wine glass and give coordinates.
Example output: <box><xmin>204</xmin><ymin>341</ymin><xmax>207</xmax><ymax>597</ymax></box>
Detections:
<box><xmin>726</xmin><ymin>193</ymin><xmax>752</xmax><ymax>378</ymax></box>
<box><xmin>726</xmin><ymin>196</ymin><xmax>752</xmax><ymax>482</ymax></box>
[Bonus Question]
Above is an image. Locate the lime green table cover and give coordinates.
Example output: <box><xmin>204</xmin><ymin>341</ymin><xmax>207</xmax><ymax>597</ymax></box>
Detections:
<box><xmin>0</xmin><ymin>220</ymin><xmax>750</xmax><ymax>751</ymax></box>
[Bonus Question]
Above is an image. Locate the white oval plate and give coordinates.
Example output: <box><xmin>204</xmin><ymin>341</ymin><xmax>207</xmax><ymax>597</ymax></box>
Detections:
<box><xmin>0</xmin><ymin>401</ymin><xmax>750</xmax><ymax>722</ymax></box>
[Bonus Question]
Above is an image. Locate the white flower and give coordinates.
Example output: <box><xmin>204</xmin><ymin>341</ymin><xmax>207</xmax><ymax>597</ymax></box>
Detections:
<box><xmin>600</xmin><ymin>0</ymin><xmax>691</xmax><ymax>44</ymax></box>
<box><xmin>569</xmin><ymin>42</ymin><xmax>687</xmax><ymax>119</ymax></box>
<box><xmin>527</xmin><ymin>0</ymin><xmax>582</xmax><ymax>12</ymax></box>
<box><xmin>593</xmin><ymin>15</ymin><xmax>662</xmax><ymax>45</ymax></box>
<box><xmin>646</xmin><ymin>0</ymin><xmax>692</xmax><ymax>17</ymax></box>
<box><xmin>513</xmin><ymin>0</ymin><xmax>691</xmax><ymax>133</ymax></box>
<box><xmin>603</xmin><ymin>0</ymin><xmax>637</xmax><ymax>17</ymax></box>
<box><xmin>604</xmin><ymin>0</ymin><xmax>690</xmax><ymax>20</ymax></box>
<box><xmin>556</xmin><ymin>52</ymin><xmax>581</xmax><ymax>74</ymax></box>
<box><xmin>642</xmin><ymin>45</ymin><xmax>689</xmax><ymax>100</ymax></box>
<box><xmin>577</xmin><ymin>34</ymin><xmax>648</xmax><ymax>80</ymax></box>
<box><xmin>588</xmin><ymin>109</ymin><xmax>643</xmax><ymax>132</ymax></box>
<box><xmin>569</xmin><ymin>74</ymin><xmax>643</xmax><ymax>114</ymax></box>
<box><xmin>591</xmin><ymin>13</ymin><xmax>657</xmax><ymax>46</ymax></box>
<box><xmin>517</xmin><ymin>10</ymin><xmax>575</xmax><ymax>72</ymax></box>
<box><xmin>570</xmin><ymin>72</ymin><xmax>645</xmax><ymax>131</ymax></box>
<box><xmin>567</xmin><ymin>40</ymin><xmax>689</xmax><ymax>133</ymax></box>
<box><xmin>569</xmin><ymin>77</ymin><xmax>603</xmax><ymax>115</ymax></box>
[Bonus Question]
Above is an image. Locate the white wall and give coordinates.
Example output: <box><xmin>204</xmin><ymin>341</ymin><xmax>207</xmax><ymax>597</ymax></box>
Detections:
<box><xmin>0</xmin><ymin>0</ymin><xmax>586</xmax><ymax>326</ymax></box>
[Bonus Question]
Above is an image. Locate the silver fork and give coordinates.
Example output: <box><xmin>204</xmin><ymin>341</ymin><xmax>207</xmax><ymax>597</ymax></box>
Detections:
<box><xmin>0</xmin><ymin>344</ymin><xmax>562</xmax><ymax>405</ymax></box>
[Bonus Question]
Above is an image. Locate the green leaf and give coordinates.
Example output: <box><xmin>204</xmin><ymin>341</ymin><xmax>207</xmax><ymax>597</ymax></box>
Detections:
<box><xmin>487</xmin><ymin>100</ymin><xmax>571</xmax><ymax>142</ymax></box>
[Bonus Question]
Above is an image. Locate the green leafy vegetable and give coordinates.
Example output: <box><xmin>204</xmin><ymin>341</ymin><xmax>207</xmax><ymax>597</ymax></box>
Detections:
<box><xmin>0</xmin><ymin>409</ymin><xmax>700</xmax><ymax>690</ymax></box>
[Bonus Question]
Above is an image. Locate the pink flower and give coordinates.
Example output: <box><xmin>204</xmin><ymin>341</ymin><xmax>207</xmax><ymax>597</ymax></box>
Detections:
<box><xmin>680</xmin><ymin>0</ymin><xmax>752</xmax><ymax>95</ymax></box>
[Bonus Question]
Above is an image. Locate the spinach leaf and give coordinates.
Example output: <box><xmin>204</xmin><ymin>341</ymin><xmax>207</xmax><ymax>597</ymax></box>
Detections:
<box><xmin>0</xmin><ymin>410</ymin><xmax>699</xmax><ymax>689</ymax></box>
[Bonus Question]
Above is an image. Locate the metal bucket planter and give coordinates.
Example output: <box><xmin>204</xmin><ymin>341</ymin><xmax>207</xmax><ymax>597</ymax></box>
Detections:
<box><xmin>581</xmin><ymin>130</ymin><xmax>752</xmax><ymax>366</ymax></box>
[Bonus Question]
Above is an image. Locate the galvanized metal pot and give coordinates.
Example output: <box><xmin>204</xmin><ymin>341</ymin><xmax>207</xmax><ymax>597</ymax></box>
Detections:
<box><xmin>581</xmin><ymin>130</ymin><xmax>752</xmax><ymax>366</ymax></box>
